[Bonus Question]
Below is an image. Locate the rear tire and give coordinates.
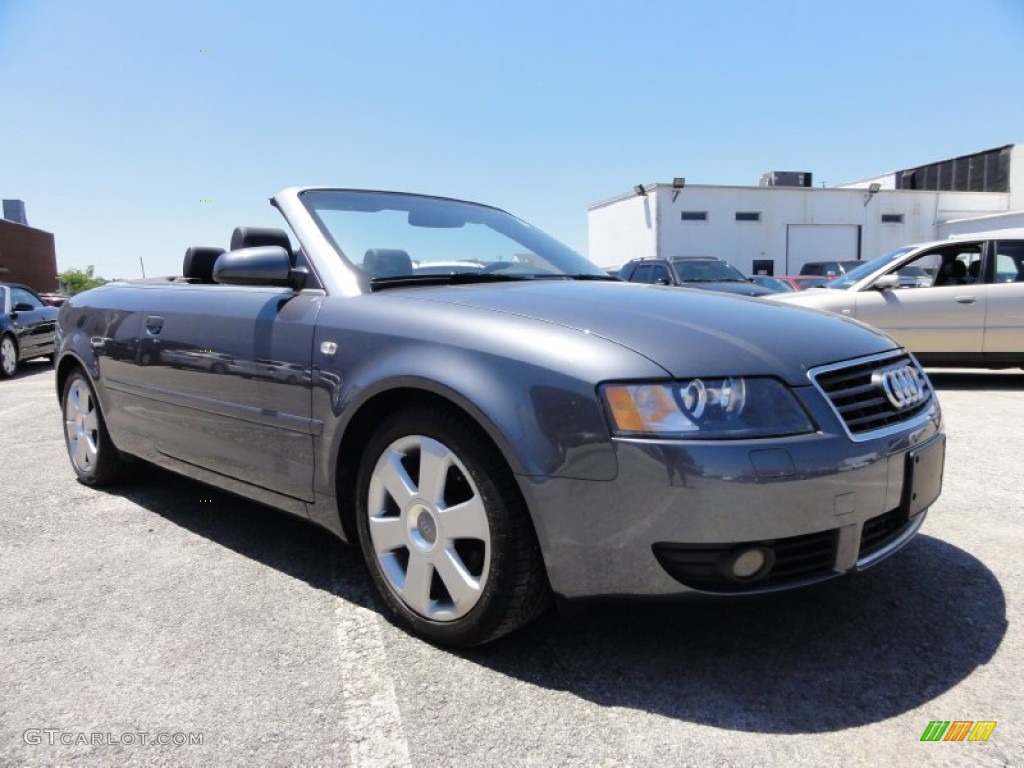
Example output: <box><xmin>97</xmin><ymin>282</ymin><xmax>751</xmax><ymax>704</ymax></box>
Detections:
<box><xmin>62</xmin><ymin>369</ymin><xmax>127</xmax><ymax>486</ymax></box>
<box><xmin>0</xmin><ymin>335</ymin><xmax>18</xmax><ymax>378</ymax></box>
<box><xmin>355</xmin><ymin>406</ymin><xmax>549</xmax><ymax>647</ymax></box>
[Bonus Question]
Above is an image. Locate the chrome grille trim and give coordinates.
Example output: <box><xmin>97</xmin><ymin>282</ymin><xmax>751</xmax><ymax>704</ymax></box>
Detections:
<box><xmin>809</xmin><ymin>350</ymin><xmax>936</xmax><ymax>442</ymax></box>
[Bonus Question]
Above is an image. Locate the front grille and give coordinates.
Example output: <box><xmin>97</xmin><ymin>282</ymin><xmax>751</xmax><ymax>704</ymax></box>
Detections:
<box><xmin>810</xmin><ymin>352</ymin><xmax>933</xmax><ymax>440</ymax></box>
<box><xmin>859</xmin><ymin>507</ymin><xmax>910</xmax><ymax>558</ymax></box>
<box><xmin>653</xmin><ymin>528</ymin><xmax>839</xmax><ymax>593</ymax></box>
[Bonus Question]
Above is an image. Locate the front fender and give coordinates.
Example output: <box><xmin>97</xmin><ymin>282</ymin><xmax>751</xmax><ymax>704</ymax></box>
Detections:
<box><xmin>315</xmin><ymin>348</ymin><xmax>624</xmax><ymax>500</ymax></box>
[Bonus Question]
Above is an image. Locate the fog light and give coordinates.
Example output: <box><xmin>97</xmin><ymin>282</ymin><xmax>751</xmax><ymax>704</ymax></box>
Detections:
<box><xmin>728</xmin><ymin>547</ymin><xmax>772</xmax><ymax>580</ymax></box>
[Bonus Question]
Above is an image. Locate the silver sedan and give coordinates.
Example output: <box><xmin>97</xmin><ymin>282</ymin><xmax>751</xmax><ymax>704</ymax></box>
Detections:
<box><xmin>774</xmin><ymin>233</ymin><xmax>1024</xmax><ymax>370</ymax></box>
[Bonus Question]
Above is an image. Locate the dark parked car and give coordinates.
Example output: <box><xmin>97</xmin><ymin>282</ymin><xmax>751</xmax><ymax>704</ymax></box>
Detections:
<box><xmin>799</xmin><ymin>260</ymin><xmax>863</xmax><ymax>279</ymax></box>
<box><xmin>55</xmin><ymin>187</ymin><xmax>945</xmax><ymax>647</ymax></box>
<box><xmin>619</xmin><ymin>256</ymin><xmax>775</xmax><ymax>296</ymax></box>
<box><xmin>1</xmin><ymin>283</ymin><xmax>59</xmax><ymax>377</ymax></box>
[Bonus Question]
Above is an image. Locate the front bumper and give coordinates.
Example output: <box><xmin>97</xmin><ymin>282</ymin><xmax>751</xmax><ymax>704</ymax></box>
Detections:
<box><xmin>518</xmin><ymin>397</ymin><xmax>943</xmax><ymax>601</ymax></box>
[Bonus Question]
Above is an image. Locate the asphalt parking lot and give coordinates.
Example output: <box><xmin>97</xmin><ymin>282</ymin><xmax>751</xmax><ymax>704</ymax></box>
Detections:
<box><xmin>1</xmin><ymin>361</ymin><xmax>1022</xmax><ymax>767</ymax></box>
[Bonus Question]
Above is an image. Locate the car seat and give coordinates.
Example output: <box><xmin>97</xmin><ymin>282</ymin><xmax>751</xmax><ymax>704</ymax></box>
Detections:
<box><xmin>363</xmin><ymin>249</ymin><xmax>413</xmax><ymax>277</ymax></box>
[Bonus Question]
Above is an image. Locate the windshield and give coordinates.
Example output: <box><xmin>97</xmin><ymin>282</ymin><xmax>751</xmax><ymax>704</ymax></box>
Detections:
<box><xmin>752</xmin><ymin>276</ymin><xmax>794</xmax><ymax>292</ymax></box>
<box><xmin>829</xmin><ymin>246</ymin><xmax>917</xmax><ymax>289</ymax></box>
<box><xmin>672</xmin><ymin>259</ymin><xmax>748</xmax><ymax>282</ymax></box>
<box><xmin>299</xmin><ymin>190</ymin><xmax>605</xmax><ymax>280</ymax></box>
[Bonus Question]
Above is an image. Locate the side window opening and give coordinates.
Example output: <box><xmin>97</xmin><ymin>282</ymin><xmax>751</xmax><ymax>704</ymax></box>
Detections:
<box><xmin>994</xmin><ymin>241</ymin><xmax>1024</xmax><ymax>283</ymax></box>
<box><xmin>10</xmin><ymin>287</ymin><xmax>44</xmax><ymax>309</ymax></box>
<box><xmin>650</xmin><ymin>264</ymin><xmax>670</xmax><ymax>284</ymax></box>
<box><xmin>902</xmin><ymin>245</ymin><xmax>982</xmax><ymax>287</ymax></box>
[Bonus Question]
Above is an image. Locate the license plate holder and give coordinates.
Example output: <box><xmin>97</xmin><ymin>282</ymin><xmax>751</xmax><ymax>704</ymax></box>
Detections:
<box><xmin>903</xmin><ymin>434</ymin><xmax>946</xmax><ymax>518</ymax></box>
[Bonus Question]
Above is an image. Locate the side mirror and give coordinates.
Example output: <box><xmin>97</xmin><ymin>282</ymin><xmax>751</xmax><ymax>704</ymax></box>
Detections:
<box><xmin>213</xmin><ymin>246</ymin><xmax>305</xmax><ymax>289</ymax></box>
<box><xmin>873</xmin><ymin>274</ymin><xmax>900</xmax><ymax>291</ymax></box>
<box><xmin>12</xmin><ymin>301</ymin><xmax>35</xmax><ymax>312</ymax></box>
<box><xmin>655</xmin><ymin>277</ymin><xmax>672</xmax><ymax>286</ymax></box>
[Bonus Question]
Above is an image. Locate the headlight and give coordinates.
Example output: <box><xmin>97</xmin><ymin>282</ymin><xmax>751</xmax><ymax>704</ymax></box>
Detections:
<box><xmin>601</xmin><ymin>378</ymin><xmax>814</xmax><ymax>439</ymax></box>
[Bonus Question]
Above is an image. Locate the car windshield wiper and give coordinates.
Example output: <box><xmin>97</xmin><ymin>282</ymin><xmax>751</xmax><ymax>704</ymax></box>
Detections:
<box><xmin>370</xmin><ymin>273</ymin><xmax>535</xmax><ymax>291</ymax></box>
<box><xmin>566</xmin><ymin>273</ymin><xmax>620</xmax><ymax>281</ymax></box>
<box><xmin>528</xmin><ymin>273</ymin><xmax>620</xmax><ymax>281</ymax></box>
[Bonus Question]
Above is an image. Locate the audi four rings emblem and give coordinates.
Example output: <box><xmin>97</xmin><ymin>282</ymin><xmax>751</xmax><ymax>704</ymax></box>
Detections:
<box><xmin>874</xmin><ymin>365</ymin><xmax>926</xmax><ymax>409</ymax></box>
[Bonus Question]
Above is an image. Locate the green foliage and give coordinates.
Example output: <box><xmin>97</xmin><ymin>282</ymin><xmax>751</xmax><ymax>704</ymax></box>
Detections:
<box><xmin>57</xmin><ymin>265</ymin><xmax>108</xmax><ymax>295</ymax></box>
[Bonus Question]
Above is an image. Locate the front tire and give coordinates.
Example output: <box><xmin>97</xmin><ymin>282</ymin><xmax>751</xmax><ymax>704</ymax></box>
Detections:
<box><xmin>355</xmin><ymin>406</ymin><xmax>549</xmax><ymax>647</ymax></box>
<box><xmin>0</xmin><ymin>335</ymin><xmax>18</xmax><ymax>378</ymax></box>
<box><xmin>62</xmin><ymin>369</ymin><xmax>127</xmax><ymax>486</ymax></box>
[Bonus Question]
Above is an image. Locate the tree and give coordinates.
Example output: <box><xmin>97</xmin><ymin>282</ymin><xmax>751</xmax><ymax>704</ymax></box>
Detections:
<box><xmin>57</xmin><ymin>265</ymin><xmax>108</xmax><ymax>295</ymax></box>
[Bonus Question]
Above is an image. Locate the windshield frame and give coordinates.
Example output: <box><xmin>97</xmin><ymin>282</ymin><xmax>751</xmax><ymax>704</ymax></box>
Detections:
<box><xmin>296</xmin><ymin>189</ymin><xmax>606</xmax><ymax>286</ymax></box>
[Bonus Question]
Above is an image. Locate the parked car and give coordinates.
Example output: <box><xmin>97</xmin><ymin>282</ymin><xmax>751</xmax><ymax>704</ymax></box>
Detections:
<box><xmin>773</xmin><ymin>234</ymin><xmax>1024</xmax><ymax>369</ymax></box>
<box><xmin>799</xmin><ymin>260</ymin><xmax>863</xmax><ymax>279</ymax></box>
<box><xmin>38</xmin><ymin>293</ymin><xmax>70</xmax><ymax>307</ymax></box>
<box><xmin>749</xmin><ymin>275</ymin><xmax>794</xmax><ymax>293</ymax></box>
<box><xmin>1</xmin><ymin>283</ymin><xmax>59</xmax><ymax>377</ymax></box>
<box><xmin>55</xmin><ymin>187</ymin><xmax>945</xmax><ymax>647</ymax></box>
<box><xmin>619</xmin><ymin>256</ymin><xmax>775</xmax><ymax>296</ymax></box>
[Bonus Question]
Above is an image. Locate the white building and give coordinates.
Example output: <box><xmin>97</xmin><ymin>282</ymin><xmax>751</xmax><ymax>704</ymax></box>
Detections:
<box><xmin>588</xmin><ymin>144</ymin><xmax>1024</xmax><ymax>276</ymax></box>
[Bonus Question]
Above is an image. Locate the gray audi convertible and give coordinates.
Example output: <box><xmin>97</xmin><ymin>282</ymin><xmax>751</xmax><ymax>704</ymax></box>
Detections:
<box><xmin>55</xmin><ymin>187</ymin><xmax>945</xmax><ymax>646</ymax></box>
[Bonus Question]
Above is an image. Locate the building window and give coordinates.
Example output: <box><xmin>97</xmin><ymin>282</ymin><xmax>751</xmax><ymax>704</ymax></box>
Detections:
<box><xmin>881</xmin><ymin>213</ymin><xmax>904</xmax><ymax>224</ymax></box>
<box><xmin>680</xmin><ymin>211</ymin><xmax>708</xmax><ymax>221</ymax></box>
<box><xmin>735</xmin><ymin>211</ymin><xmax>761</xmax><ymax>222</ymax></box>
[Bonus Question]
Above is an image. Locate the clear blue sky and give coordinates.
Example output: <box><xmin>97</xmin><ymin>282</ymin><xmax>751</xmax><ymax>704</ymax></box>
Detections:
<box><xmin>2</xmin><ymin>0</ymin><xmax>1023</xmax><ymax>279</ymax></box>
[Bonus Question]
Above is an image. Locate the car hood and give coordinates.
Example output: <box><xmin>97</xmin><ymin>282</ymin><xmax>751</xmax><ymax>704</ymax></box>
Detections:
<box><xmin>770</xmin><ymin>288</ymin><xmax>854</xmax><ymax>311</ymax></box>
<box><xmin>390</xmin><ymin>281</ymin><xmax>896</xmax><ymax>385</ymax></box>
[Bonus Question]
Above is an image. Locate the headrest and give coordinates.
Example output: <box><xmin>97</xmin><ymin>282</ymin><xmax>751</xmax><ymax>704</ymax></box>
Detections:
<box><xmin>363</xmin><ymin>249</ymin><xmax>412</xmax><ymax>278</ymax></box>
<box><xmin>967</xmin><ymin>261</ymin><xmax>980</xmax><ymax>277</ymax></box>
<box><xmin>949</xmin><ymin>260</ymin><xmax>966</xmax><ymax>278</ymax></box>
<box><xmin>182</xmin><ymin>247</ymin><xmax>225</xmax><ymax>283</ymax></box>
<box><xmin>230</xmin><ymin>226</ymin><xmax>292</xmax><ymax>254</ymax></box>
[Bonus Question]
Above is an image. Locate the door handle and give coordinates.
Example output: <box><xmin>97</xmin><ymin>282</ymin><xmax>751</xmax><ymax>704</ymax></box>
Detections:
<box><xmin>954</xmin><ymin>296</ymin><xmax>976</xmax><ymax>304</ymax></box>
<box><xmin>145</xmin><ymin>316</ymin><xmax>165</xmax><ymax>334</ymax></box>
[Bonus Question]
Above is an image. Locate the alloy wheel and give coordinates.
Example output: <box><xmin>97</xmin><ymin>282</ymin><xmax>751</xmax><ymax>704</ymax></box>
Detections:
<box><xmin>366</xmin><ymin>434</ymin><xmax>491</xmax><ymax>621</ymax></box>
<box><xmin>1</xmin><ymin>337</ymin><xmax>16</xmax><ymax>376</ymax></box>
<box><xmin>65</xmin><ymin>377</ymin><xmax>100</xmax><ymax>473</ymax></box>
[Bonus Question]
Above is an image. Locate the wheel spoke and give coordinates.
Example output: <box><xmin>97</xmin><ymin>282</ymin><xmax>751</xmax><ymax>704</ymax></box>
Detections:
<box><xmin>401</xmin><ymin>554</ymin><xmax>434</xmax><ymax>615</ymax></box>
<box><xmin>73</xmin><ymin>436</ymin><xmax>90</xmax><ymax>468</ymax></box>
<box><xmin>377</xmin><ymin>450</ymin><xmax>416</xmax><ymax>509</ymax></box>
<box><xmin>83</xmin><ymin>409</ymin><xmax>98</xmax><ymax>433</ymax></box>
<box><xmin>417</xmin><ymin>437</ymin><xmax>451</xmax><ymax>505</ymax></box>
<box><xmin>438</xmin><ymin>496</ymin><xmax>488</xmax><ymax>542</ymax></box>
<box><xmin>435</xmin><ymin>547</ymin><xmax>481</xmax><ymax>611</ymax></box>
<box><xmin>368</xmin><ymin>515</ymin><xmax>407</xmax><ymax>555</ymax></box>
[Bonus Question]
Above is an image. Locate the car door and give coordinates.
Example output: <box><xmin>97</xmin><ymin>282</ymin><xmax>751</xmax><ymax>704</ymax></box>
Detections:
<box><xmin>121</xmin><ymin>284</ymin><xmax>323</xmax><ymax>501</ymax></box>
<box><xmin>983</xmin><ymin>239</ymin><xmax>1024</xmax><ymax>357</ymax></box>
<box><xmin>853</xmin><ymin>242</ymin><xmax>986</xmax><ymax>354</ymax></box>
<box><xmin>7</xmin><ymin>286</ymin><xmax>58</xmax><ymax>358</ymax></box>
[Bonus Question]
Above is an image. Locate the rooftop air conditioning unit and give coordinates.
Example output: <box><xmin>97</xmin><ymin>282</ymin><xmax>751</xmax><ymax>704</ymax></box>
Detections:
<box><xmin>758</xmin><ymin>172</ymin><xmax>813</xmax><ymax>188</ymax></box>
